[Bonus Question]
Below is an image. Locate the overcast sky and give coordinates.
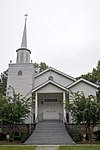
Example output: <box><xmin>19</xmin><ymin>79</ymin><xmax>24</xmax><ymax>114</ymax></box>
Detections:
<box><xmin>0</xmin><ymin>0</ymin><xmax>100</xmax><ymax>77</ymax></box>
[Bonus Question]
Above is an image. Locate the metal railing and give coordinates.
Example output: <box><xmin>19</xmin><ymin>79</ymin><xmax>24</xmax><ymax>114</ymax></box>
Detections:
<box><xmin>59</xmin><ymin>113</ymin><xmax>63</xmax><ymax>122</ymax></box>
<box><xmin>36</xmin><ymin>113</ymin><xmax>43</xmax><ymax>122</ymax></box>
<box><xmin>38</xmin><ymin>113</ymin><xmax>43</xmax><ymax>122</ymax></box>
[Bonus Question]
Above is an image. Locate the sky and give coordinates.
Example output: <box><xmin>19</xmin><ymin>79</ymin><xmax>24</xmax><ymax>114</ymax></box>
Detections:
<box><xmin>0</xmin><ymin>0</ymin><xmax>100</xmax><ymax>77</ymax></box>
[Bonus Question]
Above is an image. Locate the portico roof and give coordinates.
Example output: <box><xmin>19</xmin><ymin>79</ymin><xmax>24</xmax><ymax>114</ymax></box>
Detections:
<box><xmin>31</xmin><ymin>79</ymin><xmax>68</xmax><ymax>93</ymax></box>
<box><xmin>67</xmin><ymin>78</ymin><xmax>98</xmax><ymax>89</ymax></box>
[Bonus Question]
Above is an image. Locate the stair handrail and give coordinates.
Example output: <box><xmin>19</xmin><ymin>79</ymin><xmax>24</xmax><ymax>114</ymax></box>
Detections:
<box><xmin>63</xmin><ymin>116</ymin><xmax>66</xmax><ymax>123</ymax></box>
<box><xmin>59</xmin><ymin>113</ymin><xmax>63</xmax><ymax>122</ymax></box>
<box><xmin>36</xmin><ymin>113</ymin><xmax>43</xmax><ymax>122</ymax></box>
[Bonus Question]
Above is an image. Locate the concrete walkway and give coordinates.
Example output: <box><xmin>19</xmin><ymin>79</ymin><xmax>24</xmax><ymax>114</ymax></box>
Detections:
<box><xmin>35</xmin><ymin>146</ymin><xmax>59</xmax><ymax>150</ymax></box>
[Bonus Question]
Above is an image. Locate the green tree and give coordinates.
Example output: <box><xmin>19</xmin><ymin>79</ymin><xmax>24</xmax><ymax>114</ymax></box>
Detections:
<box><xmin>78</xmin><ymin>60</ymin><xmax>100</xmax><ymax>84</ymax></box>
<box><xmin>34</xmin><ymin>62</ymin><xmax>48</xmax><ymax>74</ymax></box>
<box><xmin>0</xmin><ymin>70</ymin><xmax>8</xmax><ymax>96</ymax></box>
<box><xmin>66</xmin><ymin>91</ymin><xmax>100</xmax><ymax>142</ymax></box>
<box><xmin>39</xmin><ymin>62</ymin><xmax>48</xmax><ymax>72</ymax></box>
<box><xmin>0</xmin><ymin>90</ymin><xmax>30</xmax><ymax>140</ymax></box>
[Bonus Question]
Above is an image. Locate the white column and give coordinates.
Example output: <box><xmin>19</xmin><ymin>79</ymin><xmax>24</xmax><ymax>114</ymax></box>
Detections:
<box><xmin>35</xmin><ymin>92</ymin><xmax>38</xmax><ymax>123</ymax></box>
<box><xmin>63</xmin><ymin>92</ymin><xmax>66</xmax><ymax>123</ymax></box>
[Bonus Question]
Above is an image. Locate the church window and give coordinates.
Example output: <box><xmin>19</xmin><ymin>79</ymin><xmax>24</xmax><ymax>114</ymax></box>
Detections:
<box><xmin>48</xmin><ymin>75</ymin><xmax>53</xmax><ymax>80</ymax></box>
<box><xmin>44</xmin><ymin>99</ymin><xmax>57</xmax><ymax>102</ymax></box>
<box><xmin>18</xmin><ymin>70</ymin><xmax>22</xmax><ymax>76</ymax></box>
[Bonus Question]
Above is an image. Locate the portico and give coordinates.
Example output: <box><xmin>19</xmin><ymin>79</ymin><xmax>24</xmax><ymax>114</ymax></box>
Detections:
<box><xmin>32</xmin><ymin>80</ymin><xmax>68</xmax><ymax>123</ymax></box>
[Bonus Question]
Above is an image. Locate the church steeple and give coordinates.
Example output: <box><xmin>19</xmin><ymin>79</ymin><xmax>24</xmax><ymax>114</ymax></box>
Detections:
<box><xmin>16</xmin><ymin>14</ymin><xmax>31</xmax><ymax>64</ymax></box>
<box><xmin>21</xmin><ymin>14</ymin><xmax>27</xmax><ymax>48</ymax></box>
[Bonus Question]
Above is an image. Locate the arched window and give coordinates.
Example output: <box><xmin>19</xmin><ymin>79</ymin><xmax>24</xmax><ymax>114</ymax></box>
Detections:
<box><xmin>18</xmin><ymin>70</ymin><xmax>22</xmax><ymax>76</ymax></box>
<box><xmin>48</xmin><ymin>75</ymin><xmax>53</xmax><ymax>80</ymax></box>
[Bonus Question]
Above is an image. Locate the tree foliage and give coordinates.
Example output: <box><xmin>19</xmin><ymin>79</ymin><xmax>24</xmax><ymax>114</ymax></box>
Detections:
<box><xmin>0</xmin><ymin>70</ymin><xmax>8</xmax><ymax>96</ymax></box>
<box><xmin>34</xmin><ymin>62</ymin><xmax>48</xmax><ymax>74</ymax></box>
<box><xmin>0</xmin><ymin>92</ymin><xmax>30</xmax><ymax>124</ymax></box>
<box><xmin>0</xmin><ymin>90</ymin><xmax>31</xmax><ymax>140</ymax></box>
<box><xmin>78</xmin><ymin>60</ymin><xmax>100</xmax><ymax>84</ymax></box>
<box><xmin>66</xmin><ymin>91</ymin><xmax>100</xmax><ymax>142</ymax></box>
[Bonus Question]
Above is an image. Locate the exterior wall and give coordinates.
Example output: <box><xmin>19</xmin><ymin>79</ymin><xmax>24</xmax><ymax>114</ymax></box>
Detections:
<box><xmin>35</xmin><ymin>70</ymin><xmax>74</xmax><ymax>87</ymax></box>
<box><xmin>7</xmin><ymin>63</ymin><xmax>35</xmax><ymax>97</ymax></box>
<box><xmin>68</xmin><ymin>81</ymin><xmax>97</xmax><ymax>97</ymax></box>
<box><xmin>7</xmin><ymin>63</ymin><xmax>35</xmax><ymax>124</ymax></box>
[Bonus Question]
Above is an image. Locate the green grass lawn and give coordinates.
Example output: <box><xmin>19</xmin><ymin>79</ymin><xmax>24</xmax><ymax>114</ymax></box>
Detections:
<box><xmin>0</xmin><ymin>146</ymin><xmax>36</xmax><ymax>150</ymax></box>
<box><xmin>0</xmin><ymin>145</ymin><xmax>100</xmax><ymax>150</ymax></box>
<box><xmin>59</xmin><ymin>146</ymin><xmax>100</xmax><ymax>150</ymax></box>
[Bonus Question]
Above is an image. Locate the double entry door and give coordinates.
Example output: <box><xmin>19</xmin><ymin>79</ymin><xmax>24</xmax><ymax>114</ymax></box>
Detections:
<box><xmin>43</xmin><ymin>98</ymin><xmax>60</xmax><ymax>120</ymax></box>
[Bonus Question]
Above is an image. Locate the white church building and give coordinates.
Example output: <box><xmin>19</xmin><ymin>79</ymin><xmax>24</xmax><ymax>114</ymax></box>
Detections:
<box><xmin>7</xmin><ymin>17</ymin><xmax>98</xmax><ymax>125</ymax></box>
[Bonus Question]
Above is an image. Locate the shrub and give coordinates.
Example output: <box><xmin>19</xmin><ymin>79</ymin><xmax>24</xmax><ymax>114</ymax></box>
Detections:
<box><xmin>72</xmin><ymin>132</ymin><xmax>82</xmax><ymax>142</ymax></box>
<box><xmin>21</xmin><ymin>133</ymin><xmax>28</xmax><ymax>143</ymax></box>
<box><xmin>14</xmin><ymin>131</ymin><xmax>21</xmax><ymax>141</ymax></box>
<box><xmin>93</xmin><ymin>130</ymin><xmax>100</xmax><ymax>140</ymax></box>
<box><xmin>0</xmin><ymin>132</ymin><xmax>6</xmax><ymax>140</ymax></box>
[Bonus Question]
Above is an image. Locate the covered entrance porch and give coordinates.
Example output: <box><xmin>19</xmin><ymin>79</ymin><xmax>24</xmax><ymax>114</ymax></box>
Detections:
<box><xmin>32</xmin><ymin>80</ymin><xmax>69</xmax><ymax>123</ymax></box>
<box><xmin>37</xmin><ymin>93</ymin><xmax>63</xmax><ymax>120</ymax></box>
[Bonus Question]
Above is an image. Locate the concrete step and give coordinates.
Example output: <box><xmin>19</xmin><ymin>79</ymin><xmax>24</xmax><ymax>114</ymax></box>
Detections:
<box><xmin>25</xmin><ymin>120</ymin><xmax>75</xmax><ymax>145</ymax></box>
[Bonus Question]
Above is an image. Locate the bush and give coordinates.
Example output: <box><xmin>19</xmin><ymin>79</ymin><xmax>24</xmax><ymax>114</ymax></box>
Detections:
<box><xmin>0</xmin><ymin>132</ymin><xmax>6</xmax><ymax>140</ymax></box>
<box><xmin>14</xmin><ymin>131</ymin><xmax>21</xmax><ymax>141</ymax></box>
<box><xmin>21</xmin><ymin>133</ymin><xmax>28</xmax><ymax>143</ymax></box>
<box><xmin>93</xmin><ymin>130</ymin><xmax>100</xmax><ymax>141</ymax></box>
<box><xmin>72</xmin><ymin>132</ymin><xmax>82</xmax><ymax>142</ymax></box>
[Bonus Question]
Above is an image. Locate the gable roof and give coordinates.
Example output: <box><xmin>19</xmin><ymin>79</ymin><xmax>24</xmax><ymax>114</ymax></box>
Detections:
<box><xmin>67</xmin><ymin>78</ymin><xmax>98</xmax><ymax>89</ymax></box>
<box><xmin>35</xmin><ymin>67</ymin><xmax>76</xmax><ymax>81</ymax></box>
<box><xmin>32</xmin><ymin>79</ymin><xmax>68</xmax><ymax>93</ymax></box>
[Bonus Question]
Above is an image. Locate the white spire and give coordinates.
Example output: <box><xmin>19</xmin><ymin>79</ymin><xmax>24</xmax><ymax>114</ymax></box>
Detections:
<box><xmin>21</xmin><ymin>14</ymin><xmax>28</xmax><ymax>48</ymax></box>
<box><xmin>16</xmin><ymin>14</ymin><xmax>31</xmax><ymax>64</ymax></box>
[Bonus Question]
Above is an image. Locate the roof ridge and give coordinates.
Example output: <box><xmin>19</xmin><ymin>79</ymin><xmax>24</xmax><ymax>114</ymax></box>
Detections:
<box><xmin>35</xmin><ymin>67</ymin><xmax>76</xmax><ymax>81</ymax></box>
<box><xmin>67</xmin><ymin>78</ymin><xmax>98</xmax><ymax>88</ymax></box>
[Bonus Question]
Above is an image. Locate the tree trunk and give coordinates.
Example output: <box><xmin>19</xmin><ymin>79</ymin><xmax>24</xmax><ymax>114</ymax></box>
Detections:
<box><xmin>8</xmin><ymin>124</ymin><xmax>15</xmax><ymax>141</ymax></box>
<box><xmin>87</xmin><ymin>126</ymin><xmax>93</xmax><ymax>142</ymax></box>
